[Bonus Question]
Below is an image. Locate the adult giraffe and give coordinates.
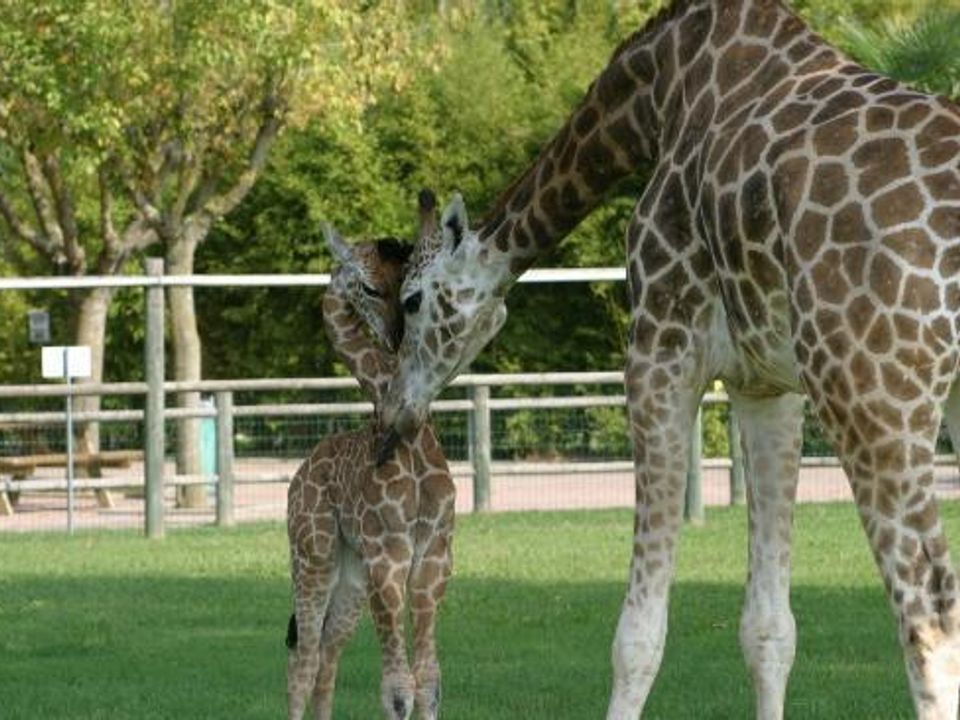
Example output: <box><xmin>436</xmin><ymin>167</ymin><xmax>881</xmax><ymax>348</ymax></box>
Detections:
<box><xmin>379</xmin><ymin>0</ymin><xmax>960</xmax><ymax>717</ymax></box>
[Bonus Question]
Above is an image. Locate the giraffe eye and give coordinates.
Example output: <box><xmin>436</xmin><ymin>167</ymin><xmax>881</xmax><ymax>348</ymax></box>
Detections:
<box><xmin>361</xmin><ymin>283</ymin><xmax>382</xmax><ymax>298</ymax></box>
<box><xmin>403</xmin><ymin>291</ymin><xmax>422</xmax><ymax>314</ymax></box>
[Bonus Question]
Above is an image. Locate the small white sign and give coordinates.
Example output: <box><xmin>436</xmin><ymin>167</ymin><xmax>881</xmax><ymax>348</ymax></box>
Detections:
<box><xmin>42</xmin><ymin>346</ymin><xmax>92</xmax><ymax>379</ymax></box>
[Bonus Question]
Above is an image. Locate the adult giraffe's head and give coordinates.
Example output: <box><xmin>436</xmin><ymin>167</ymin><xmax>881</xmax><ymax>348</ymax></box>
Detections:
<box><xmin>382</xmin><ymin>192</ymin><xmax>509</xmax><ymax>439</ymax></box>
<box><xmin>378</xmin><ymin>2</ymin><xmax>681</xmax><ymax>441</ymax></box>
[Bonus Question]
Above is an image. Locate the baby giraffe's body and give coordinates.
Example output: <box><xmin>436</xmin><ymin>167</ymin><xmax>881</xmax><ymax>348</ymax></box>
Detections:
<box><xmin>286</xmin><ymin>208</ymin><xmax>454</xmax><ymax>720</ymax></box>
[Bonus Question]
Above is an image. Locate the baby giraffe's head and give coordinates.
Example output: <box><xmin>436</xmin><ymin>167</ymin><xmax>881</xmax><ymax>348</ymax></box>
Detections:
<box><xmin>324</xmin><ymin>229</ymin><xmax>412</xmax><ymax>352</ymax></box>
<box><xmin>323</xmin><ymin>190</ymin><xmax>440</xmax><ymax>352</ymax></box>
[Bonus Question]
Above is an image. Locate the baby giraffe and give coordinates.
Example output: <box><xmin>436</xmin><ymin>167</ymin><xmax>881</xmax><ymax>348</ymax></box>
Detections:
<box><xmin>286</xmin><ymin>196</ymin><xmax>455</xmax><ymax>720</ymax></box>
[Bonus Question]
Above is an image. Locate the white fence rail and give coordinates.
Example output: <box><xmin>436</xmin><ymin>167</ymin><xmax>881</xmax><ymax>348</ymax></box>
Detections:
<box><xmin>4</xmin><ymin>265</ymin><xmax>959</xmax><ymax>535</ymax></box>
<box><xmin>0</xmin><ymin>267</ymin><xmax>625</xmax><ymax>291</ymax></box>
<box><xmin>2</xmin><ymin>370</ymin><xmax>743</xmax><ymax>531</ymax></box>
<box><xmin>0</xmin><ymin>265</ymin><xmax>631</xmax><ymax>535</ymax></box>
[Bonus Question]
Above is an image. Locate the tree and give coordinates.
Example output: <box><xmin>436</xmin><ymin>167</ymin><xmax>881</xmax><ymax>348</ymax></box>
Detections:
<box><xmin>0</xmin><ymin>1</ymin><xmax>427</xmax><ymax>505</ymax></box>
<box><xmin>0</xmin><ymin>4</ymin><xmax>165</xmax><ymax>461</ymax></box>
<box><xmin>788</xmin><ymin>0</ymin><xmax>926</xmax><ymax>42</ymax></box>
<box><xmin>200</xmin><ymin>0</ymin><xmax>655</xmax><ymax>389</ymax></box>
<box><xmin>836</xmin><ymin>6</ymin><xmax>960</xmax><ymax>99</ymax></box>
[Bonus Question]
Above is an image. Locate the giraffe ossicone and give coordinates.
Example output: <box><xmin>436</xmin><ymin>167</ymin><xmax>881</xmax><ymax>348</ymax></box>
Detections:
<box><xmin>287</xmin><ymin>200</ymin><xmax>455</xmax><ymax>720</ymax></box>
<box><xmin>378</xmin><ymin>0</ymin><xmax>960</xmax><ymax>718</ymax></box>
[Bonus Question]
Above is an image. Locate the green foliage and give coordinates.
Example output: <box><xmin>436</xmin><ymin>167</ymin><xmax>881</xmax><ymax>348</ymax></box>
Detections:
<box><xmin>0</xmin><ymin>0</ymin><xmax>429</xmax><ymax>392</ymax></box>
<box><xmin>585</xmin><ymin>405</ymin><xmax>631</xmax><ymax>458</ymax></box>
<box><xmin>0</xmin><ymin>285</ymin><xmax>35</xmax><ymax>383</ymax></box>
<box><xmin>788</xmin><ymin>0</ymin><xmax>926</xmax><ymax>43</ymax></box>
<box><xmin>6</xmin><ymin>0</ymin><xmax>957</xmax><ymax>446</ymax></box>
<box><xmin>0</xmin><ymin>1</ymin><xmax>418</xmax><ymax>152</ymax></box>
<box><xmin>836</xmin><ymin>7</ymin><xmax>960</xmax><ymax>98</ymax></box>
<box><xmin>702</xmin><ymin>403</ymin><xmax>730</xmax><ymax>458</ymax></box>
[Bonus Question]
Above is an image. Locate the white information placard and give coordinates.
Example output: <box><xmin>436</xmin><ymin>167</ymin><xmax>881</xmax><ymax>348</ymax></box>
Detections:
<box><xmin>42</xmin><ymin>346</ymin><xmax>92</xmax><ymax>379</ymax></box>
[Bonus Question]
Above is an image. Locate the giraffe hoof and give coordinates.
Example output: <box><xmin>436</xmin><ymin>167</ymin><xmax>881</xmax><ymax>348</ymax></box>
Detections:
<box><xmin>391</xmin><ymin>694</ymin><xmax>413</xmax><ymax>719</ymax></box>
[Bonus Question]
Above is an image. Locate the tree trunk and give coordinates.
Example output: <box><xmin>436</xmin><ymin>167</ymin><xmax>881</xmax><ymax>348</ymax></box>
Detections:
<box><xmin>71</xmin><ymin>285</ymin><xmax>115</xmax><ymax>507</ymax></box>
<box><xmin>166</xmin><ymin>236</ymin><xmax>207</xmax><ymax>508</ymax></box>
<box><xmin>71</xmin><ymin>286</ymin><xmax>113</xmax><ymax>452</ymax></box>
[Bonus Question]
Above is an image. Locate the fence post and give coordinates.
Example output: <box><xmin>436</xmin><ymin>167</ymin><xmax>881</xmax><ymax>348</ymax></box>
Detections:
<box><xmin>727</xmin><ymin>407</ymin><xmax>746</xmax><ymax>506</ymax></box>
<box><xmin>215</xmin><ymin>391</ymin><xmax>235</xmax><ymax>527</ymax></box>
<box><xmin>469</xmin><ymin>384</ymin><xmax>492</xmax><ymax>512</ymax></box>
<box><xmin>685</xmin><ymin>407</ymin><xmax>704</xmax><ymax>525</ymax></box>
<box><xmin>144</xmin><ymin>258</ymin><xmax>165</xmax><ymax>539</ymax></box>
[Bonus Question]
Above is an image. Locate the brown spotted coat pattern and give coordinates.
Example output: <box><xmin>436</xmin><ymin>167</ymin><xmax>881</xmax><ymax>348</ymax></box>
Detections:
<box><xmin>287</xmin><ymin>244</ymin><xmax>454</xmax><ymax>720</ymax></box>
<box><xmin>381</xmin><ymin>1</ymin><xmax>960</xmax><ymax>718</ymax></box>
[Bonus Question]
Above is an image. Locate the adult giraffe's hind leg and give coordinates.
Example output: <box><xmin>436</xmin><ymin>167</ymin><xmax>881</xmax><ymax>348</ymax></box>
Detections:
<box><xmin>730</xmin><ymin>391</ymin><xmax>804</xmax><ymax>720</ymax></box>
<box><xmin>606</xmin><ymin>352</ymin><xmax>705</xmax><ymax>720</ymax></box>
<box><xmin>805</xmin><ymin>367</ymin><xmax>960</xmax><ymax>718</ymax></box>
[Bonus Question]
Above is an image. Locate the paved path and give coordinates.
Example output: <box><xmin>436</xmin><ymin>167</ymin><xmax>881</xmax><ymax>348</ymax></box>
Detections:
<box><xmin>3</xmin><ymin>457</ymin><xmax>959</xmax><ymax>533</ymax></box>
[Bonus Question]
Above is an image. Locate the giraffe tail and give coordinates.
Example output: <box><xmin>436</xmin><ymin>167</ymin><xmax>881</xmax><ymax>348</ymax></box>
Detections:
<box><xmin>285</xmin><ymin>613</ymin><xmax>298</xmax><ymax>650</ymax></box>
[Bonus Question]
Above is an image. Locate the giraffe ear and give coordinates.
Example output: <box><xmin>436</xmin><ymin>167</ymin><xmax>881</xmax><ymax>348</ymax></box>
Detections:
<box><xmin>418</xmin><ymin>187</ymin><xmax>439</xmax><ymax>241</ymax></box>
<box><xmin>441</xmin><ymin>193</ymin><xmax>468</xmax><ymax>253</ymax></box>
<box><xmin>322</xmin><ymin>223</ymin><xmax>354</xmax><ymax>266</ymax></box>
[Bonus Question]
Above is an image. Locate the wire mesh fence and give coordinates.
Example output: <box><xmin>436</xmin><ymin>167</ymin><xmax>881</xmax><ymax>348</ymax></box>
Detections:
<box><xmin>4</xmin><ymin>384</ymin><xmax>960</xmax><ymax>534</ymax></box>
<box><xmin>3</xmin><ymin>273</ymin><xmax>960</xmax><ymax>534</ymax></box>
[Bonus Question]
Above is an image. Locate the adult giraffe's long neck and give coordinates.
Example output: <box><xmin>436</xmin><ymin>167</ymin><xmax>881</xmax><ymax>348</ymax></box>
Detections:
<box><xmin>323</xmin><ymin>272</ymin><xmax>395</xmax><ymax>408</ymax></box>
<box><xmin>476</xmin><ymin>4</ymin><xmax>689</xmax><ymax>273</ymax></box>
<box><xmin>476</xmin><ymin>0</ymin><xmax>811</xmax><ymax>276</ymax></box>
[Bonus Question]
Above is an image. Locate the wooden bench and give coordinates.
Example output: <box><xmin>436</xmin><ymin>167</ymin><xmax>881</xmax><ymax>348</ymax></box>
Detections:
<box><xmin>0</xmin><ymin>450</ymin><xmax>144</xmax><ymax>515</ymax></box>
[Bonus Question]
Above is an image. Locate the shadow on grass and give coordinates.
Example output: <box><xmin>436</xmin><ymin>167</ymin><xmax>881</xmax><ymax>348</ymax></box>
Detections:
<box><xmin>0</xmin><ymin>570</ymin><xmax>913</xmax><ymax>719</ymax></box>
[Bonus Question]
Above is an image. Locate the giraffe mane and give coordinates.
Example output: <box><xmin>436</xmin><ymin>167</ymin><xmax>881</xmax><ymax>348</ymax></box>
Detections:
<box><xmin>375</xmin><ymin>236</ymin><xmax>414</xmax><ymax>264</ymax></box>
<box><xmin>609</xmin><ymin>0</ymin><xmax>698</xmax><ymax>63</ymax></box>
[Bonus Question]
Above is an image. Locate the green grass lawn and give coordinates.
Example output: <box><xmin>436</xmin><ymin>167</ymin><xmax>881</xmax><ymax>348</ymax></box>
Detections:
<box><xmin>3</xmin><ymin>502</ymin><xmax>956</xmax><ymax>719</ymax></box>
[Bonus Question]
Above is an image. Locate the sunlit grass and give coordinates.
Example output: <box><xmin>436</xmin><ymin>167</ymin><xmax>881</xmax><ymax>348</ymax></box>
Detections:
<box><xmin>4</xmin><ymin>502</ymin><xmax>958</xmax><ymax>718</ymax></box>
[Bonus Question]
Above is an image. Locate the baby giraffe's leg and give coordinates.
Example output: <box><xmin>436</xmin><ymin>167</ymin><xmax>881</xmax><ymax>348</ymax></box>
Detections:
<box><xmin>408</xmin><ymin>528</ymin><xmax>453</xmax><ymax>720</ymax></box>
<box><xmin>313</xmin><ymin>548</ymin><xmax>367</xmax><ymax>720</ymax></box>
<box><xmin>367</xmin><ymin>534</ymin><xmax>416</xmax><ymax>720</ymax></box>
<box><xmin>288</xmin><ymin>554</ymin><xmax>337</xmax><ymax>720</ymax></box>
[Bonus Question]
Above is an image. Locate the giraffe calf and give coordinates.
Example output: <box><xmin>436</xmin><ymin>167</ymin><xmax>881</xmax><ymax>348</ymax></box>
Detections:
<box><xmin>287</xmin><ymin>201</ymin><xmax>455</xmax><ymax>720</ymax></box>
<box><xmin>286</xmin><ymin>422</ymin><xmax>454</xmax><ymax>720</ymax></box>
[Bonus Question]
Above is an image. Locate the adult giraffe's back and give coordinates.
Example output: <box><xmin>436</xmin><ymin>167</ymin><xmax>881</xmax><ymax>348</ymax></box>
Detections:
<box><xmin>377</xmin><ymin>0</ymin><xmax>960</xmax><ymax>716</ymax></box>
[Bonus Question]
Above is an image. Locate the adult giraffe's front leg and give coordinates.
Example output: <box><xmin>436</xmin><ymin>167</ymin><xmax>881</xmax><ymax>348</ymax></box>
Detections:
<box><xmin>607</xmin><ymin>350</ymin><xmax>706</xmax><ymax>719</ymax></box>
<box><xmin>730</xmin><ymin>391</ymin><xmax>804</xmax><ymax>720</ymax></box>
<box><xmin>607</xmin><ymin>182</ymin><xmax>717</xmax><ymax>719</ymax></box>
